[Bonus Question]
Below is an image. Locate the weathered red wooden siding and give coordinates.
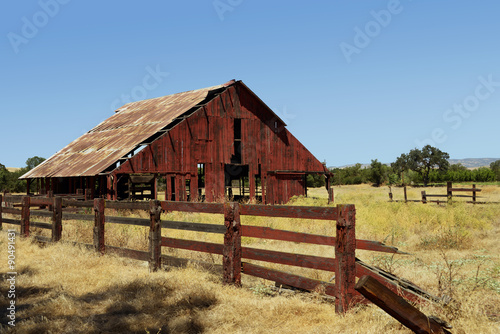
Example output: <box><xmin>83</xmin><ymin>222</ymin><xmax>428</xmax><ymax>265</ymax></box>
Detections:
<box><xmin>114</xmin><ymin>82</ymin><xmax>327</xmax><ymax>204</ymax></box>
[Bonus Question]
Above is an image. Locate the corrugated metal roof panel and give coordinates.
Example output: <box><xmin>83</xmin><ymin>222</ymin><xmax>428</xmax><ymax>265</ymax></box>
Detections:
<box><xmin>21</xmin><ymin>82</ymin><xmax>230</xmax><ymax>179</ymax></box>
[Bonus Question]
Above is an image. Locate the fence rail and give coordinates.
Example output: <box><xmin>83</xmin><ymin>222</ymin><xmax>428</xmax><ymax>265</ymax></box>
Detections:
<box><xmin>1</xmin><ymin>194</ymin><xmax>427</xmax><ymax>313</ymax></box>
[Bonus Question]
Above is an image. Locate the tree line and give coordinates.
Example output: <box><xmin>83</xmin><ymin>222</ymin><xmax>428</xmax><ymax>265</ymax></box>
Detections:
<box><xmin>330</xmin><ymin>145</ymin><xmax>500</xmax><ymax>187</ymax></box>
<box><xmin>2</xmin><ymin>149</ymin><xmax>499</xmax><ymax>192</ymax></box>
<box><xmin>0</xmin><ymin>157</ymin><xmax>45</xmax><ymax>193</ymax></box>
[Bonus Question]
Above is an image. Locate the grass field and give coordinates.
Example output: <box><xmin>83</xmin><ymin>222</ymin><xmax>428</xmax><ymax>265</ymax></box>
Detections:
<box><xmin>1</xmin><ymin>184</ymin><xmax>499</xmax><ymax>333</ymax></box>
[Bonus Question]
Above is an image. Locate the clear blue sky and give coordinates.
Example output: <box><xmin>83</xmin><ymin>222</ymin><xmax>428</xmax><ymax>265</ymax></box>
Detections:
<box><xmin>1</xmin><ymin>1</ymin><xmax>499</xmax><ymax>168</ymax></box>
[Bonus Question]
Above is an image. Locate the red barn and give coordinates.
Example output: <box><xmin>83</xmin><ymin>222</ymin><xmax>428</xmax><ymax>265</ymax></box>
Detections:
<box><xmin>21</xmin><ymin>80</ymin><xmax>332</xmax><ymax>204</ymax></box>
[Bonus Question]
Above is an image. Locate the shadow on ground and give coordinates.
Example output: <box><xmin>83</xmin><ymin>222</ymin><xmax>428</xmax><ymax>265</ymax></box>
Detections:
<box><xmin>0</xmin><ymin>267</ymin><xmax>217</xmax><ymax>334</ymax></box>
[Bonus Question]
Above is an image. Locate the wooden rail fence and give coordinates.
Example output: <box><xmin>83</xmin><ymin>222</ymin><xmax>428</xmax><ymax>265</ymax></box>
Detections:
<box><xmin>389</xmin><ymin>182</ymin><xmax>495</xmax><ymax>204</ymax></box>
<box><xmin>1</xmin><ymin>194</ymin><xmax>430</xmax><ymax>313</ymax></box>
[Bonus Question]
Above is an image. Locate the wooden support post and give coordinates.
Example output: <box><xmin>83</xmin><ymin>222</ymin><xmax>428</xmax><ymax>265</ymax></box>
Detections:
<box><xmin>355</xmin><ymin>275</ymin><xmax>451</xmax><ymax>334</ymax></box>
<box><xmin>21</xmin><ymin>196</ymin><xmax>30</xmax><ymax>237</ymax></box>
<box><xmin>223</xmin><ymin>202</ymin><xmax>241</xmax><ymax>286</ymax></box>
<box><xmin>149</xmin><ymin>200</ymin><xmax>162</xmax><ymax>272</ymax></box>
<box><xmin>26</xmin><ymin>179</ymin><xmax>31</xmax><ymax>195</ymax></box>
<box><xmin>388</xmin><ymin>188</ymin><xmax>393</xmax><ymax>201</ymax></box>
<box><xmin>51</xmin><ymin>197</ymin><xmax>63</xmax><ymax>242</ymax></box>
<box><xmin>422</xmin><ymin>191</ymin><xmax>427</xmax><ymax>204</ymax></box>
<box><xmin>165</xmin><ymin>174</ymin><xmax>171</xmax><ymax>201</ymax></box>
<box><xmin>447</xmin><ymin>181</ymin><xmax>452</xmax><ymax>202</ymax></box>
<box><xmin>191</xmin><ymin>173</ymin><xmax>198</xmax><ymax>202</ymax></box>
<box><xmin>93</xmin><ymin>198</ymin><xmax>105</xmax><ymax>254</ymax></box>
<box><xmin>175</xmin><ymin>175</ymin><xmax>181</xmax><ymax>201</ymax></box>
<box><xmin>335</xmin><ymin>204</ymin><xmax>356</xmax><ymax>313</ymax></box>
<box><xmin>328</xmin><ymin>187</ymin><xmax>334</xmax><ymax>204</ymax></box>
<box><xmin>153</xmin><ymin>174</ymin><xmax>158</xmax><ymax>200</ymax></box>
<box><xmin>249</xmin><ymin>170</ymin><xmax>256</xmax><ymax>200</ymax></box>
<box><xmin>90</xmin><ymin>176</ymin><xmax>96</xmax><ymax>199</ymax></box>
<box><xmin>48</xmin><ymin>190</ymin><xmax>54</xmax><ymax>211</ymax></box>
<box><xmin>403</xmin><ymin>185</ymin><xmax>407</xmax><ymax>202</ymax></box>
<box><xmin>112</xmin><ymin>175</ymin><xmax>118</xmax><ymax>201</ymax></box>
<box><xmin>327</xmin><ymin>174</ymin><xmax>334</xmax><ymax>204</ymax></box>
<box><xmin>106</xmin><ymin>175</ymin><xmax>112</xmax><ymax>200</ymax></box>
<box><xmin>472</xmin><ymin>184</ymin><xmax>476</xmax><ymax>203</ymax></box>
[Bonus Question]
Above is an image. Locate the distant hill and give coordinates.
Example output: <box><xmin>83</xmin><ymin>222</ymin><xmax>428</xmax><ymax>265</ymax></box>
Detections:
<box><xmin>6</xmin><ymin>167</ymin><xmax>21</xmax><ymax>172</ymax></box>
<box><xmin>331</xmin><ymin>158</ymin><xmax>499</xmax><ymax>169</ymax></box>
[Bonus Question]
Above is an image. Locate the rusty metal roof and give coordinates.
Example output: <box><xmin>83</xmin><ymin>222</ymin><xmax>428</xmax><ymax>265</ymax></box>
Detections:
<box><xmin>21</xmin><ymin>81</ymin><xmax>233</xmax><ymax>179</ymax></box>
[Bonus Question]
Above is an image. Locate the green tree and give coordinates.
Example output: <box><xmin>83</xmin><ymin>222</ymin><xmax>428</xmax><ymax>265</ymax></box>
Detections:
<box><xmin>490</xmin><ymin>160</ymin><xmax>500</xmax><ymax>181</ymax></box>
<box><xmin>330</xmin><ymin>163</ymin><xmax>370</xmax><ymax>185</ymax></box>
<box><xmin>0</xmin><ymin>164</ymin><xmax>10</xmax><ymax>191</ymax></box>
<box><xmin>306</xmin><ymin>174</ymin><xmax>325</xmax><ymax>188</ymax></box>
<box><xmin>0</xmin><ymin>156</ymin><xmax>46</xmax><ymax>193</ymax></box>
<box><xmin>25</xmin><ymin>156</ymin><xmax>46</xmax><ymax>170</ymax></box>
<box><xmin>392</xmin><ymin>145</ymin><xmax>450</xmax><ymax>186</ymax></box>
<box><xmin>369</xmin><ymin>159</ymin><xmax>387</xmax><ymax>187</ymax></box>
<box><xmin>472</xmin><ymin>167</ymin><xmax>496</xmax><ymax>182</ymax></box>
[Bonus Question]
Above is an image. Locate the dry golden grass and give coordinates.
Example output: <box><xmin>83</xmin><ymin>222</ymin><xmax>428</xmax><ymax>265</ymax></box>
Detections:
<box><xmin>1</xmin><ymin>184</ymin><xmax>500</xmax><ymax>333</ymax></box>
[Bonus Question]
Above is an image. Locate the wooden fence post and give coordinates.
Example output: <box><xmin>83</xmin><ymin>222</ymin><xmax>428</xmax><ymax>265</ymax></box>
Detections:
<box><xmin>472</xmin><ymin>184</ymin><xmax>476</xmax><ymax>203</ymax></box>
<box><xmin>223</xmin><ymin>202</ymin><xmax>242</xmax><ymax>286</ymax></box>
<box><xmin>21</xmin><ymin>196</ymin><xmax>30</xmax><ymax>237</ymax></box>
<box><xmin>52</xmin><ymin>197</ymin><xmax>62</xmax><ymax>242</ymax></box>
<box><xmin>421</xmin><ymin>191</ymin><xmax>427</xmax><ymax>204</ymax></box>
<box><xmin>355</xmin><ymin>275</ymin><xmax>451</xmax><ymax>334</ymax></box>
<box><xmin>93</xmin><ymin>198</ymin><xmax>105</xmax><ymax>254</ymax></box>
<box><xmin>335</xmin><ymin>204</ymin><xmax>356</xmax><ymax>313</ymax></box>
<box><xmin>149</xmin><ymin>200</ymin><xmax>162</xmax><ymax>272</ymax></box>
<box><xmin>403</xmin><ymin>185</ymin><xmax>407</xmax><ymax>202</ymax></box>
<box><xmin>447</xmin><ymin>181</ymin><xmax>452</xmax><ymax>202</ymax></box>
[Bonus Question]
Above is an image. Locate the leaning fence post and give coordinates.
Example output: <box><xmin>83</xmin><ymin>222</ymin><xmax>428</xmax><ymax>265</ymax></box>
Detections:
<box><xmin>421</xmin><ymin>191</ymin><xmax>427</xmax><ymax>204</ymax></box>
<box><xmin>93</xmin><ymin>198</ymin><xmax>105</xmax><ymax>254</ymax></box>
<box><xmin>223</xmin><ymin>202</ymin><xmax>242</xmax><ymax>286</ymax></box>
<box><xmin>335</xmin><ymin>204</ymin><xmax>356</xmax><ymax>313</ymax></box>
<box><xmin>52</xmin><ymin>197</ymin><xmax>63</xmax><ymax>242</ymax></box>
<box><xmin>149</xmin><ymin>200</ymin><xmax>162</xmax><ymax>272</ymax></box>
<box><xmin>21</xmin><ymin>196</ymin><xmax>30</xmax><ymax>237</ymax></box>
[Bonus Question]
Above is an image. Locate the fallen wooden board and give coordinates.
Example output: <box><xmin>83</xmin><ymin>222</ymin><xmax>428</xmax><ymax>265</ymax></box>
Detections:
<box><xmin>355</xmin><ymin>275</ymin><xmax>451</xmax><ymax>334</ymax></box>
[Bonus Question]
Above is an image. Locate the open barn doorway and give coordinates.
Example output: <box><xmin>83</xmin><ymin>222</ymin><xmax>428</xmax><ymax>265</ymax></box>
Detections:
<box><xmin>224</xmin><ymin>164</ymin><xmax>249</xmax><ymax>201</ymax></box>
